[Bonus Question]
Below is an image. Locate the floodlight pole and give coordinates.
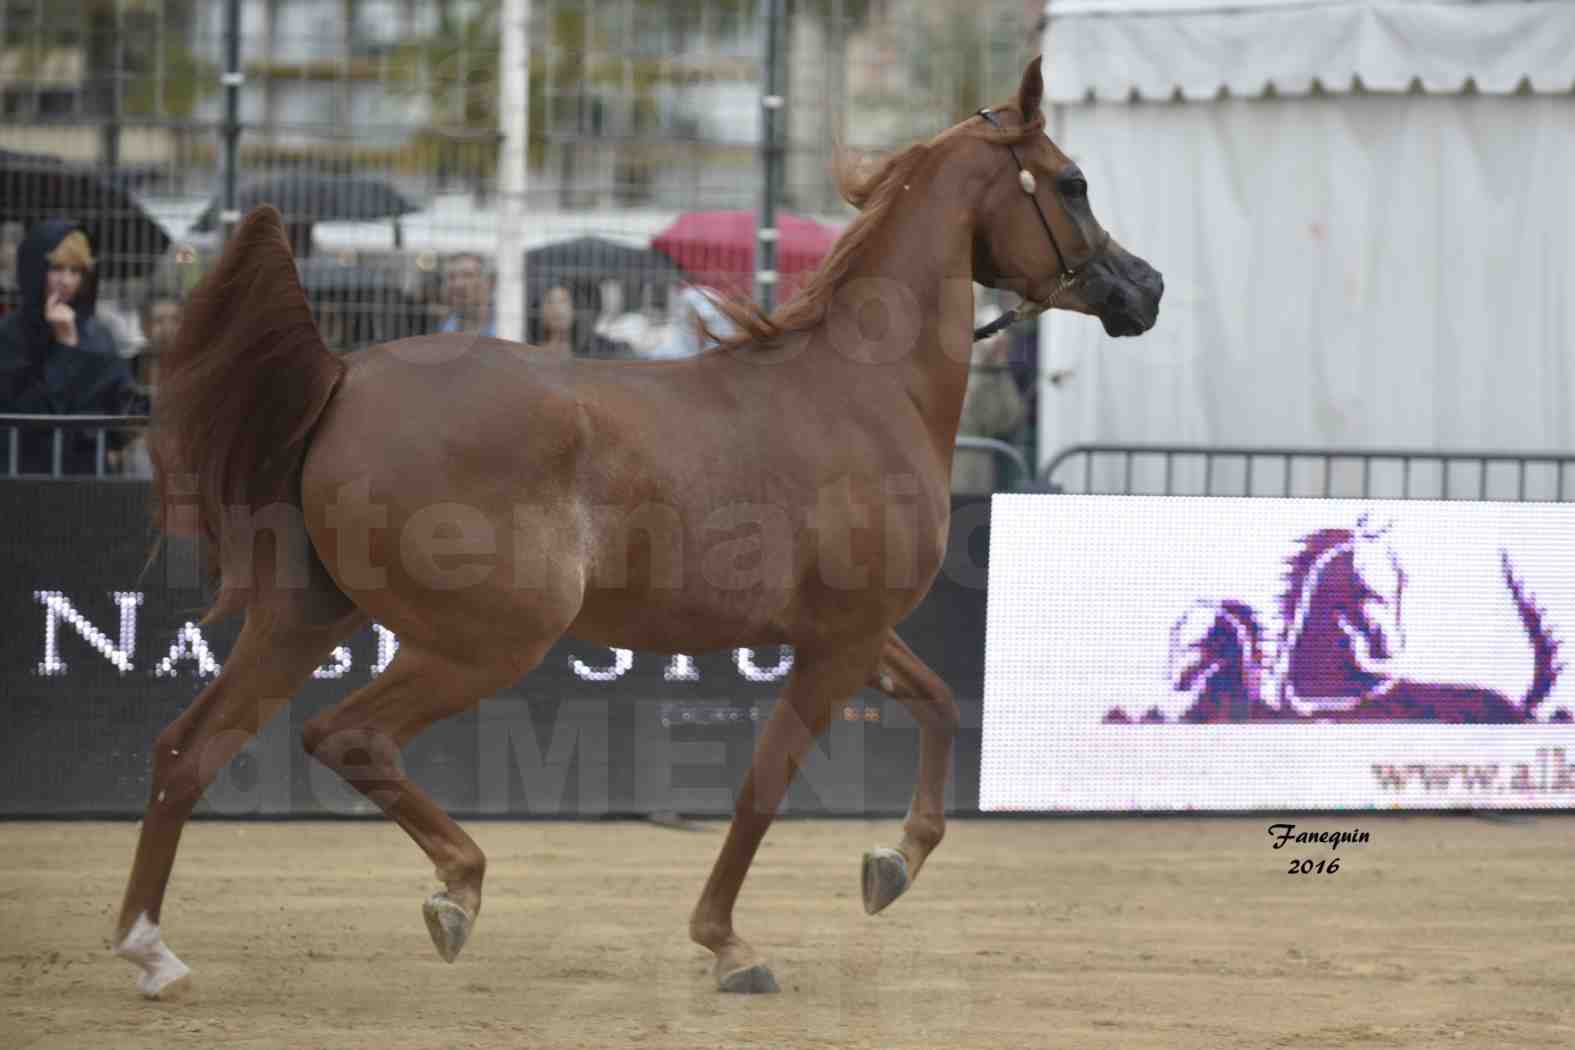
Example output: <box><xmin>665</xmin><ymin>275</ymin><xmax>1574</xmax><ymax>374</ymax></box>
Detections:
<box><xmin>497</xmin><ymin>0</ymin><xmax>531</xmax><ymax>344</ymax></box>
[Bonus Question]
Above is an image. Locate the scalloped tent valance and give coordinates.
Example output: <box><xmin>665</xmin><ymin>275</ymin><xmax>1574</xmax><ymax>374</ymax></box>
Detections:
<box><xmin>1042</xmin><ymin>0</ymin><xmax>1575</xmax><ymax>103</ymax></box>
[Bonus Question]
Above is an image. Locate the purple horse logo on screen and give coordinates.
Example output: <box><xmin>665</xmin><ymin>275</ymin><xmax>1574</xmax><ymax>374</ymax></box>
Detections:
<box><xmin>1105</xmin><ymin>515</ymin><xmax>1567</xmax><ymax>724</ymax></box>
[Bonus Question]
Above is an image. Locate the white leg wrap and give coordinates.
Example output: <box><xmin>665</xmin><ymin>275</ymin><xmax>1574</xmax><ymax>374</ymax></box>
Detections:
<box><xmin>114</xmin><ymin>913</ymin><xmax>192</xmax><ymax>999</ymax></box>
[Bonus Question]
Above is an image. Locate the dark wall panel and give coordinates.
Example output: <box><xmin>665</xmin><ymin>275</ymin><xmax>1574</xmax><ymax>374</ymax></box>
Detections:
<box><xmin>0</xmin><ymin>482</ymin><xmax>990</xmax><ymax>817</ymax></box>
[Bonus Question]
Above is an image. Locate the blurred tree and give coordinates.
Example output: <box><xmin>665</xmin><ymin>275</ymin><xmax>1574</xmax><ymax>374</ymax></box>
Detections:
<box><xmin>71</xmin><ymin>1</ymin><xmax>210</xmax><ymax>172</ymax></box>
<box><xmin>120</xmin><ymin>2</ymin><xmax>215</xmax><ymax>122</ymax></box>
<box><xmin>844</xmin><ymin>0</ymin><xmax>1031</xmax><ymax>145</ymax></box>
<box><xmin>387</xmin><ymin>0</ymin><xmax>877</xmax><ymax>204</ymax></box>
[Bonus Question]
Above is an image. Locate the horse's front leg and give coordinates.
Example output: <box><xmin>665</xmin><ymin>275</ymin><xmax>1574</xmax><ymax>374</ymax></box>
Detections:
<box><xmin>861</xmin><ymin>629</ymin><xmax>959</xmax><ymax>914</ymax></box>
<box><xmin>688</xmin><ymin>634</ymin><xmax>885</xmax><ymax>993</ymax></box>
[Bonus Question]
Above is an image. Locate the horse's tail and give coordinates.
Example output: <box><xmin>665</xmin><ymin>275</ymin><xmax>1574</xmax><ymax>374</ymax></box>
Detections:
<box><xmin>150</xmin><ymin>205</ymin><xmax>344</xmax><ymax>622</ymax></box>
<box><xmin>1502</xmin><ymin>551</ymin><xmax>1561</xmax><ymax>716</ymax></box>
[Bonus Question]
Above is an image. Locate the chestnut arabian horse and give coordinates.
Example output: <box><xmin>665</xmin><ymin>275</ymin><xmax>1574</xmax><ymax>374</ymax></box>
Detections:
<box><xmin>114</xmin><ymin>58</ymin><xmax>1162</xmax><ymax>998</ymax></box>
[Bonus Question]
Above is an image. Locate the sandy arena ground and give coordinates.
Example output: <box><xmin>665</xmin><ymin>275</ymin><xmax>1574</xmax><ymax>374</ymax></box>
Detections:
<box><xmin>2</xmin><ymin>816</ymin><xmax>1571</xmax><ymax>1049</ymax></box>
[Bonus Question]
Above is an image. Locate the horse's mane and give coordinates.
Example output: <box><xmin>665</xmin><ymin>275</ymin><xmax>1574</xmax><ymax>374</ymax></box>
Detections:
<box><xmin>1277</xmin><ymin>528</ymin><xmax>1353</xmax><ymax>639</ymax></box>
<box><xmin>708</xmin><ymin>108</ymin><xmax>1047</xmax><ymax>351</ymax></box>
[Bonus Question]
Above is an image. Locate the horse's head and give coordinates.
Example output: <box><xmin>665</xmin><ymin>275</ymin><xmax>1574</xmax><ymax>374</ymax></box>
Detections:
<box><xmin>1338</xmin><ymin>516</ymin><xmax>1408</xmax><ymax>679</ymax></box>
<box><xmin>1278</xmin><ymin>516</ymin><xmax>1407</xmax><ymax>712</ymax></box>
<box><xmin>969</xmin><ymin>57</ymin><xmax>1163</xmax><ymax>338</ymax></box>
<box><xmin>1168</xmin><ymin>600</ymin><xmax>1265</xmax><ymax>720</ymax></box>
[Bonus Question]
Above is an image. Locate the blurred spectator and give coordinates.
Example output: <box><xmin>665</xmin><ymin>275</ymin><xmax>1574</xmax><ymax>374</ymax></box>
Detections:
<box><xmin>412</xmin><ymin>264</ymin><xmax>449</xmax><ymax>336</ymax></box>
<box><xmin>1007</xmin><ymin>314</ymin><xmax>1043</xmax><ymax>452</ymax></box>
<box><xmin>593</xmin><ymin>278</ymin><xmax>648</xmax><ymax>351</ymax></box>
<box><xmin>315</xmin><ymin>301</ymin><xmax>353</xmax><ymax>353</ymax></box>
<box><xmin>114</xmin><ymin>290</ymin><xmax>183</xmax><ymax>478</ymax></box>
<box><xmin>438</xmin><ymin>252</ymin><xmax>496</xmax><ymax>337</ymax></box>
<box><xmin>0</xmin><ymin>220</ymin><xmax>22</xmax><ymax>317</ymax></box>
<box><xmin>952</xmin><ymin>305</ymin><xmax>1026</xmax><ymax>494</ymax></box>
<box><xmin>285</xmin><ymin>221</ymin><xmax>315</xmax><ymax>260</ymax></box>
<box><xmin>133</xmin><ymin>289</ymin><xmax>181</xmax><ymax>397</ymax></box>
<box><xmin>595</xmin><ymin>280</ymin><xmax>669</xmax><ymax>358</ymax></box>
<box><xmin>529</xmin><ymin>284</ymin><xmax>575</xmax><ymax>354</ymax></box>
<box><xmin>641</xmin><ymin>282</ymin><xmax>737</xmax><ymax>360</ymax></box>
<box><xmin>0</xmin><ymin>220</ymin><xmax>142</xmax><ymax>475</ymax></box>
<box><xmin>527</xmin><ymin>283</ymin><xmax>629</xmax><ymax>359</ymax></box>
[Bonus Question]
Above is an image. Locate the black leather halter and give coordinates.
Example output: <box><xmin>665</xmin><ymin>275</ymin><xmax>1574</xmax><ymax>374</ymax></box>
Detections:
<box><xmin>971</xmin><ymin>107</ymin><xmax>1103</xmax><ymax>341</ymax></box>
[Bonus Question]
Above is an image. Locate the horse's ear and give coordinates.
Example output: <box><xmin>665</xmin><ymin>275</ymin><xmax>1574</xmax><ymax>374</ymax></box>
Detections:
<box><xmin>1017</xmin><ymin>56</ymin><xmax>1045</xmax><ymax>119</ymax></box>
<box><xmin>1355</xmin><ymin>512</ymin><xmax>1393</xmax><ymax>538</ymax></box>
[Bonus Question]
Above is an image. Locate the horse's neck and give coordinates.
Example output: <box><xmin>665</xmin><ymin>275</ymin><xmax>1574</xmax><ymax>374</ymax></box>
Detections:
<box><xmin>1289</xmin><ymin>614</ymin><xmax>1377</xmax><ymax>694</ymax></box>
<box><xmin>831</xmin><ymin>180</ymin><xmax>979</xmax><ymax>450</ymax></box>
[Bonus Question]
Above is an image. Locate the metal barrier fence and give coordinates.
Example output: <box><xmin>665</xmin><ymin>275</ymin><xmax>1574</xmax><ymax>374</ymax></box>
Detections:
<box><xmin>1</xmin><ymin>413</ymin><xmax>149</xmax><ymax>478</ymax></box>
<box><xmin>1</xmin><ymin>415</ymin><xmax>1033</xmax><ymax>491</ymax></box>
<box><xmin>954</xmin><ymin>435</ymin><xmax>1030</xmax><ymax>491</ymax></box>
<box><xmin>1041</xmin><ymin>443</ymin><xmax>1575</xmax><ymax>502</ymax></box>
<box><xmin>17</xmin><ymin>421</ymin><xmax>1572</xmax><ymax>504</ymax></box>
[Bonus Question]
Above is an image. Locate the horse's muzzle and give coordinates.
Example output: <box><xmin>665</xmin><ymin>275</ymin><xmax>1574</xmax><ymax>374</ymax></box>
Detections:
<box><xmin>1092</xmin><ymin>252</ymin><xmax>1163</xmax><ymax>338</ymax></box>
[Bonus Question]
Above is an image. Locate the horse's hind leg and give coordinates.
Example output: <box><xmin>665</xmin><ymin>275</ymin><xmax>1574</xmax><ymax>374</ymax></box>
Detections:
<box><xmin>861</xmin><ymin>629</ymin><xmax>959</xmax><ymax>915</ymax></box>
<box><xmin>114</xmin><ymin>606</ymin><xmax>361</xmax><ymax>999</ymax></box>
<box><xmin>299</xmin><ymin>644</ymin><xmax>541</xmax><ymax>963</ymax></box>
<box><xmin>689</xmin><ymin>633</ymin><xmax>885</xmax><ymax>993</ymax></box>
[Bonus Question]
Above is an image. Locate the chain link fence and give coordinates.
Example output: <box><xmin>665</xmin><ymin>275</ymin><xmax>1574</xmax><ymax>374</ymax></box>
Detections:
<box><xmin>2</xmin><ymin>0</ymin><xmax>1045</xmax><ymax>481</ymax></box>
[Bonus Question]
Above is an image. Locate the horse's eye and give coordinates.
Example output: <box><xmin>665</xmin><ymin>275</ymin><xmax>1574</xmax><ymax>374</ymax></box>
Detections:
<box><xmin>1062</xmin><ymin>177</ymin><xmax>1088</xmax><ymax>199</ymax></box>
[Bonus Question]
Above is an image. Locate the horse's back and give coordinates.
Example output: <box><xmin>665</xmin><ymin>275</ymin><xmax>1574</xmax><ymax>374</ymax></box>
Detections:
<box><xmin>323</xmin><ymin>335</ymin><xmax>598</xmax><ymax>470</ymax></box>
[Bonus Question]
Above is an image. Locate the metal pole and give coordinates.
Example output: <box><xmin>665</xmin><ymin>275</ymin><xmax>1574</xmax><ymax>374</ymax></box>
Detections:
<box><xmin>756</xmin><ymin>0</ymin><xmax>786</xmax><ymax>313</ymax></box>
<box><xmin>102</xmin><ymin>0</ymin><xmax>125</xmax><ymax>170</ymax></box>
<box><xmin>220</xmin><ymin>0</ymin><xmax>243</xmax><ymax>243</ymax></box>
<box><xmin>1033</xmin><ymin>5</ymin><xmax>1055</xmax><ymax>475</ymax></box>
<box><xmin>496</xmin><ymin>0</ymin><xmax>531</xmax><ymax>345</ymax></box>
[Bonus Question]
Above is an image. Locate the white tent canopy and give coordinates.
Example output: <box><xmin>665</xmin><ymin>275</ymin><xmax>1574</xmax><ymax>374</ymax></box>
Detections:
<box><xmin>1037</xmin><ymin>0</ymin><xmax>1575</xmax><ymax>473</ymax></box>
<box><xmin>1045</xmin><ymin>0</ymin><xmax>1575</xmax><ymax>100</ymax></box>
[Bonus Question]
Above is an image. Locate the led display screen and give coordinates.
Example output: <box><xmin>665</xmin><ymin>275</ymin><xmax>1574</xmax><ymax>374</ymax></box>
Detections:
<box><xmin>982</xmin><ymin>495</ymin><xmax>1575</xmax><ymax>811</ymax></box>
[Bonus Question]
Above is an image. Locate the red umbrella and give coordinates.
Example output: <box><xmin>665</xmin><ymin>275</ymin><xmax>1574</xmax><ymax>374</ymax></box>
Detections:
<box><xmin>650</xmin><ymin>210</ymin><xmax>839</xmax><ymax>304</ymax></box>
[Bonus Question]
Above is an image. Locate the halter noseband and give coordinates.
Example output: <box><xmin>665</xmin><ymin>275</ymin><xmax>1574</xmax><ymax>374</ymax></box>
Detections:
<box><xmin>971</xmin><ymin>107</ymin><xmax>1106</xmax><ymax>341</ymax></box>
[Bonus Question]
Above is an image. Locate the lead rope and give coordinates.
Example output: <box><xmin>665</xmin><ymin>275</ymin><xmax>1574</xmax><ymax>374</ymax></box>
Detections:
<box><xmin>971</xmin><ymin>276</ymin><xmax>1078</xmax><ymax>341</ymax></box>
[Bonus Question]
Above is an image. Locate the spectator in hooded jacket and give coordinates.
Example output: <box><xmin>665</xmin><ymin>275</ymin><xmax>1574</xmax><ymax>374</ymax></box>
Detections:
<box><xmin>0</xmin><ymin>219</ymin><xmax>143</xmax><ymax>474</ymax></box>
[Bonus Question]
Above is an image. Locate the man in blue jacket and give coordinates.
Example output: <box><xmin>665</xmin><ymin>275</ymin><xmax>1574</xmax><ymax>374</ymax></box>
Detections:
<box><xmin>0</xmin><ymin>219</ymin><xmax>143</xmax><ymax>475</ymax></box>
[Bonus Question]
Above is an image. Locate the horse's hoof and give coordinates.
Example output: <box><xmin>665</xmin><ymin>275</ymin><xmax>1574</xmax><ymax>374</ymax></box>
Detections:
<box><xmin>862</xmin><ymin>847</ymin><xmax>911</xmax><ymax>915</ymax></box>
<box><xmin>422</xmin><ymin>892</ymin><xmax>475</xmax><ymax>963</ymax></box>
<box><xmin>139</xmin><ymin>966</ymin><xmax>192</xmax><ymax>1001</ymax></box>
<box><xmin>717</xmin><ymin>962</ymin><xmax>780</xmax><ymax>994</ymax></box>
<box><xmin>114</xmin><ymin>913</ymin><xmax>193</xmax><ymax>1001</ymax></box>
